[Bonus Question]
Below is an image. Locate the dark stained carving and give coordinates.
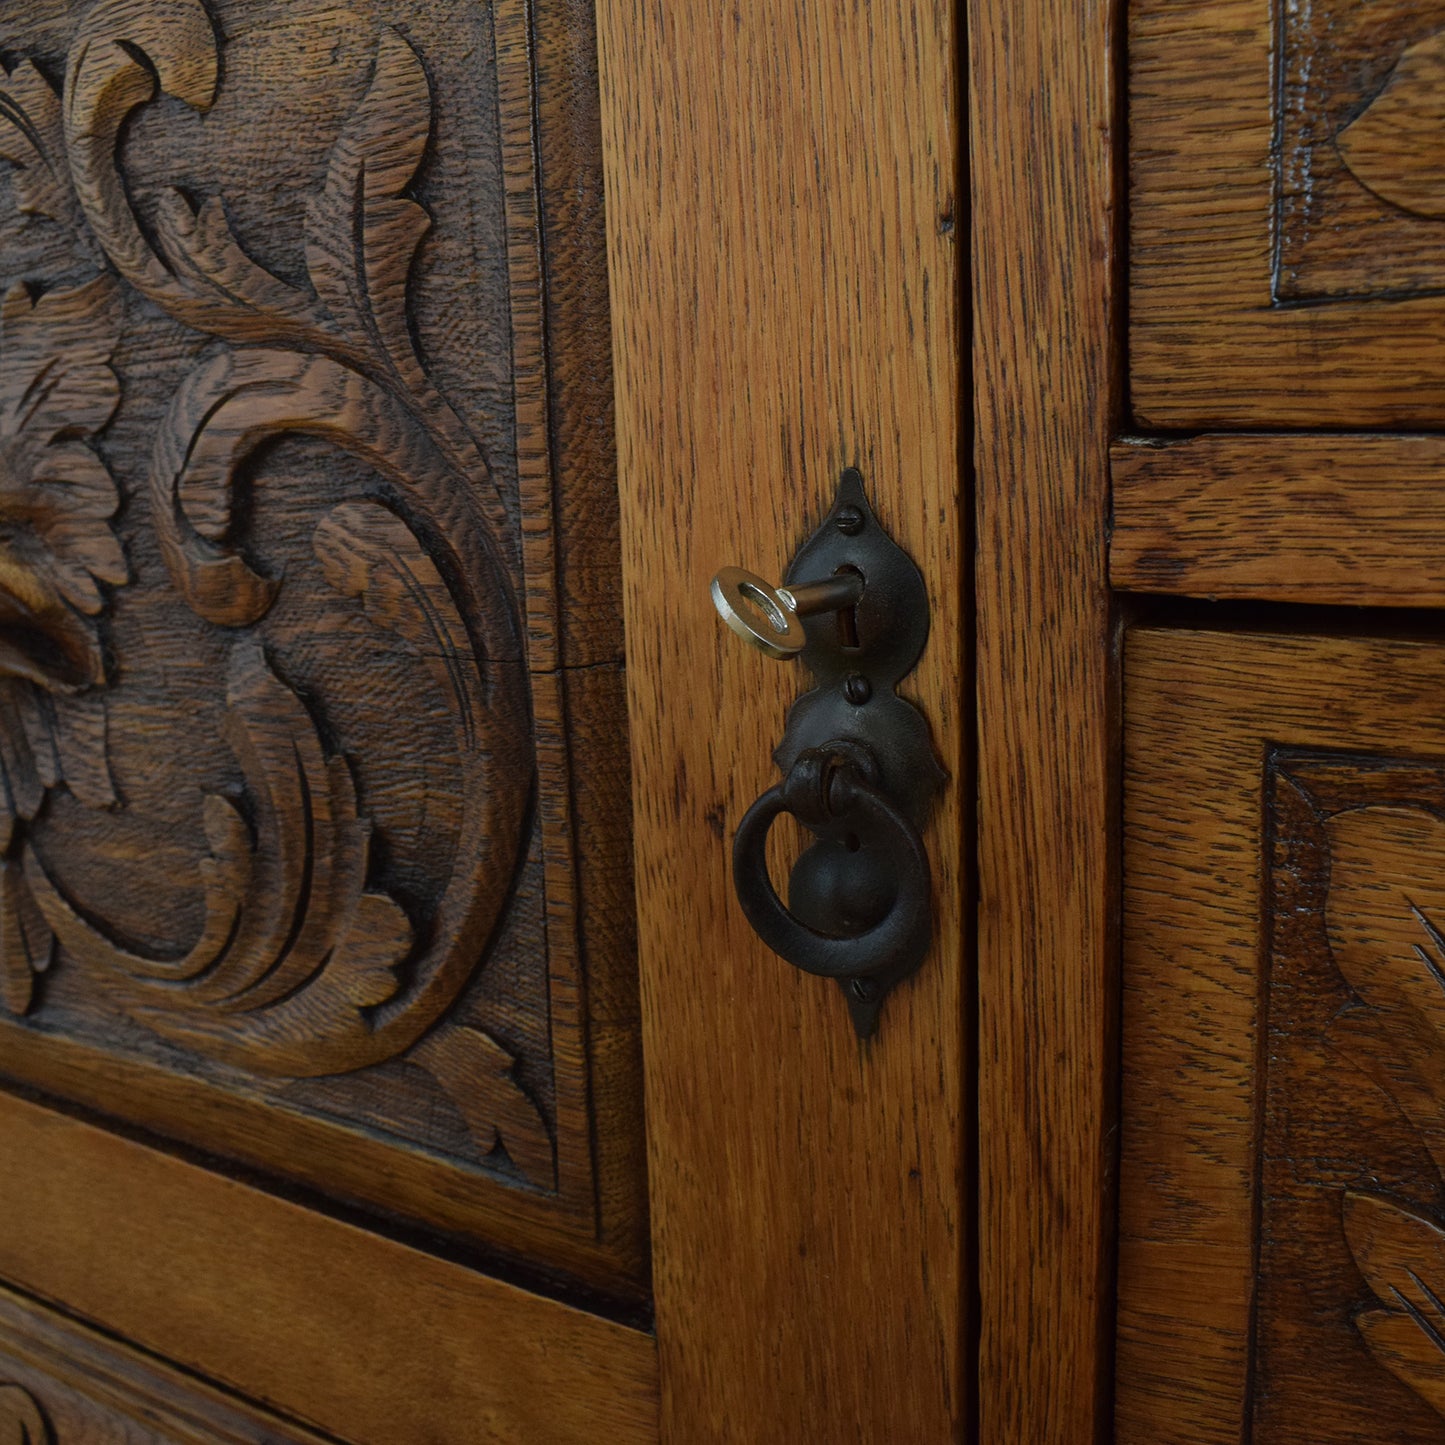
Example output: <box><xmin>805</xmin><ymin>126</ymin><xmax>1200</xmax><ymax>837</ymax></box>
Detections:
<box><xmin>1323</xmin><ymin>803</ymin><xmax>1445</xmax><ymax>1417</ymax></box>
<box><xmin>0</xmin><ymin>272</ymin><xmax>123</xmax><ymax>1015</ymax></box>
<box><xmin>1275</xmin><ymin>4</ymin><xmax>1445</xmax><ymax>301</ymax></box>
<box><xmin>1336</xmin><ymin>31</ymin><xmax>1445</xmax><ymax>222</ymax></box>
<box><xmin>0</xmin><ymin>0</ymin><xmax>641</xmax><ymax>1294</ymax></box>
<box><xmin>1254</xmin><ymin>756</ymin><xmax>1445</xmax><ymax>1436</ymax></box>
<box><xmin>0</xmin><ymin>1383</ymin><xmax>51</xmax><ymax>1445</ymax></box>
<box><xmin>1343</xmin><ymin>1190</ymin><xmax>1445</xmax><ymax>1415</ymax></box>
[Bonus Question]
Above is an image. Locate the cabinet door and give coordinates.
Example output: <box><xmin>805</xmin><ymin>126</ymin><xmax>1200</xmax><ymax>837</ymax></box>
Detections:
<box><xmin>1120</xmin><ymin>630</ymin><xmax>1445</xmax><ymax>1442</ymax></box>
<box><xmin>975</xmin><ymin>0</ymin><xmax>1445</xmax><ymax>1436</ymax></box>
<box><xmin>0</xmin><ymin>0</ymin><xmax>969</xmax><ymax>1439</ymax></box>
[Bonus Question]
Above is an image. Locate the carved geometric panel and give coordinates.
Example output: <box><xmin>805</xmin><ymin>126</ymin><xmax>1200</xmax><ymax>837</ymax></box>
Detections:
<box><xmin>0</xmin><ymin>0</ymin><xmax>642</xmax><ymax>1297</ymax></box>
<box><xmin>1276</xmin><ymin>4</ymin><xmax>1445</xmax><ymax>301</ymax></box>
<box><xmin>1119</xmin><ymin>629</ymin><xmax>1445</xmax><ymax>1441</ymax></box>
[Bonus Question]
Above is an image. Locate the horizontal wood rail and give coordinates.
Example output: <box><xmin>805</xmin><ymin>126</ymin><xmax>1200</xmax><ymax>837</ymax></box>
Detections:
<box><xmin>0</xmin><ymin>1092</ymin><xmax>657</xmax><ymax>1445</ymax></box>
<box><xmin>1112</xmin><ymin>433</ymin><xmax>1445</xmax><ymax>606</ymax></box>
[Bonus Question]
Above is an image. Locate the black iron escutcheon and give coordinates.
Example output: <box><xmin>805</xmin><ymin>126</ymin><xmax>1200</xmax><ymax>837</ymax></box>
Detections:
<box><xmin>718</xmin><ymin>468</ymin><xmax>945</xmax><ymax>1037</ymax></box>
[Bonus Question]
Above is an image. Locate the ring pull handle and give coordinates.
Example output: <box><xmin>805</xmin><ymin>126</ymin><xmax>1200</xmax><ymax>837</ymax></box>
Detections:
<box><xmin>710</xmin><ymin>467</ymin><xmax>943</xmax><ymax>1037</ymax></box>
<box><xmin>732</xmin><ymin>745</ymin><xmax>932</xmax><ymax>1037</ymax></box>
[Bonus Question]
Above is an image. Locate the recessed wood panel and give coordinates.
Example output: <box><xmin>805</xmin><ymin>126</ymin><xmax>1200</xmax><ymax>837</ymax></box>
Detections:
<box><xmin>1121</xmin><ymin>628</ymin><xmax>1445</xmax><ymax>1441</ymax></box>
<box><xmin>1130</xmin><ymin>0</ymin><xmax>1445</xmax><ymax>425</ymax></box>
<box><xmin>0</xmin><ymin>0</ymin><xmax>642</xmax><ymax>1295</ymax></box>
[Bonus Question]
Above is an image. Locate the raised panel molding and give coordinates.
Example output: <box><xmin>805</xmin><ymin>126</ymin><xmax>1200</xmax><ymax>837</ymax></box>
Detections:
<box><xmin>1129</xmin><ymin>0</ymin><xmax>1445</xmax><ymax>424</ymax></box>
<box><xmin>0</xmin><ymin>0</ymin><xmax>642</xmax><ymax>1295</ymax></box>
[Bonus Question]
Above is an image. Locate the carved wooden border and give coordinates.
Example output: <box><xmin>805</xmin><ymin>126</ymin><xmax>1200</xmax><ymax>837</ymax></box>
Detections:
<box><xmin>0</xmin><ymin>0</ymin><xmax>641</xmax><ymax>1294</ymax></box>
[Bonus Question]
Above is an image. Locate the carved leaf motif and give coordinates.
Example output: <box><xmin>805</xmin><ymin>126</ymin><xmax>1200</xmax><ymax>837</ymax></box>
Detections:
<box><xmin>63</xmin><ymin>0</ymin><xmax>328</xmax><ymax>347</ymax></box>
<box><xmin>24</xmin><ymin>643</ymin><xmax>417</xmax><ymax>1076</ymax></box>
<box><xmin>313</xmin><ymin>500</ymin><xmax>481</xmax><ymax>738</ymax></box>
<box><xmin>410</xmin><ymin>1026</ymin><xmax>555</xmax><ymax>1190</ymax></box>
<box><xmin>0</xmin><ymin>274</ymin><xmax>123</xmax><ymax>1019</ymax></box>
<box><xmin>0</xmin><ymin>854</ymin><xmax>53</xmax><ymax>1016</ymax></box>
<box><xmin>0</xmin><ymin>60</ymin><xmax>80</xmax><ymax>230</ymax></box>
<box><xmin>0</xmin><ymin>276</ymin><xmax>125</xmax><ymax>693</ymax></box>
<box><xmin>0</xmin><ymin>1383</ymin><xmax>51</xmax><ymax>1445</ymax></box>
<box><xmin>1344</xmin><ymin>1192</ymin><xmax>1445</xmax><ymax>1415</ymax></box>
<box><xmin>1326</xmin><ymin>806</ymin><xmax>1445</xmax><ymax>1177</ymax></box>
<box><xmin>150</xmin><ymin>348</ymin><xmax>516</xmax><ymax>631</ymax></box>
<box><xmin>1337</xmin><ymin>29</ymin><xmax>1445</xmax><ymax>220</ymax></box>
<box><xmin>0</xmin><ymin>3</ymin><xmax>546</xmax><ymax>1181</ymax></box>
<box><xmin>305</xmin><ymin>28</ymin><xmax>433</xmax><ymax>394</ymax></box>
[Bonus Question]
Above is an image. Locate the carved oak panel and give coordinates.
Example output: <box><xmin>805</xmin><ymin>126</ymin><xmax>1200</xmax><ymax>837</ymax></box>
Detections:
<box><xmin>1120</xmin><ymin>629</ymin><xmax>1445</xmax><ymax>1441</ymax></box>
<box><xmin>1276</xmin><ymin>6</ymin><xmax>1445</xmax><ymax>302</ymax></box>
<box><xmin>1256</xmin><ymin>753</ymin><xmax>1445</xmax><ymax>1437</ymax></box>
<box><xmin>0</xmin><ymin>0</ymin><xmax>642</xmax><ymax>1296</ymax></box>
<box><xmin>1130</xmin><ymin>0</ymin><xmax>1445</xmax><ymax>424</ymax></box>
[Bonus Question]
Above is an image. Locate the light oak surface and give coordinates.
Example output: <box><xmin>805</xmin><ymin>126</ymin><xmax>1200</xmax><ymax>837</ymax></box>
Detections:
<box><xmin>597</xmin><ymin>0</ymin><xmax>967</xmax><ymax>1440</ymax></box>
<box><xmin>972</xmin><ymin>0</ymin><xmax>1119</xmax><ymax>1435</ymax></box>
<box><xmin>0</xmin><ymin>1283</ymin><xmax>336</xmax><ymax>1443</ymax></box>
<box><xmin>1131</xmin><ymin>0</ymin><xmax>1445</xmax><ymax>426</ymax></box>
<box><xmin>0</xmin><ymin>1091</ymin><xmax>658</xmax><ymax>1445</ymax></box>
<box><xmin>1112</xmin><ymin>434</ymin><xmax>1445</xmax><ymax>606</ymax></box>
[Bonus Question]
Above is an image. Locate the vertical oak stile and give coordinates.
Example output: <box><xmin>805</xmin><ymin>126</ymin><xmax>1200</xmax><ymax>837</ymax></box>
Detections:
<box><xmin>596</xmin><ymin>2</ymin><xmax>968</xmax><ymax>1439</ymax></box>
<box><xmin>972</xmin><ymin>0</ymin><xmax>1120</xmax><ymax>1434</ymax></box>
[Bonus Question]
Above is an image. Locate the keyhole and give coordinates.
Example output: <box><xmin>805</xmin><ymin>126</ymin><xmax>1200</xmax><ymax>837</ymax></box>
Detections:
<box><xmin>835</xmin><ymin>565</ymin><xmax>863</xmax><ymax>649</ymax></box>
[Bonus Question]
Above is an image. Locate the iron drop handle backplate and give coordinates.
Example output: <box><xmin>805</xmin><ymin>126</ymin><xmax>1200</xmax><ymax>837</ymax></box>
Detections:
<box><xmin>711</xmin><ymin>468</ymin><xmax>944</xmax><ymax>1037</ymax></box>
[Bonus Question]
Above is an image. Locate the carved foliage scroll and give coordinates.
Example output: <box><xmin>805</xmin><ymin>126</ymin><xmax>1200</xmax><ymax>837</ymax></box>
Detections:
<box><xmin>0</xmin><ymin>0</ymin><xmax>629</xmax><ymax>1268</ymax></box>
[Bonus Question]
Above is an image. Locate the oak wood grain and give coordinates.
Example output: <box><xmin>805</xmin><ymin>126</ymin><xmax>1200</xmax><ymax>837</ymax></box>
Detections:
<box><xmin>1111</xmin><ymin>433</ymin><xmax>1445</xmax><ymax>606</ymax></box>
<box><xmin>0</xmin><ymin>1091</ymin><xmax>658</xmax><ymax>1445</ymax></box>
<box><xmin>0</xmin><ymin>1283</ymin><xmax>336</xmax><ymax>1443</ymax></box>
<box><xmin>972</xmin><ymin>0</ymin><xmax>1119</xmax><ymax>1434</ymax></box>
<box><xmin>596</xmin><ymin>1</ymin><xmax>966</xmax><ymax>1439</ymax></box>
<box><xmin>1119</xmin><ymin>628</ymin><xmax>1445</xmax><ymax>1442</ymax></box>
<box><xmin>0</xmin><ymin>0</ymin><xmax>645</xmax><ymax>1297</ymax></box>
<box><xmin>1131</xmin><ymin>0</ymin><xmax>1445</xmax><ymax>426</ymax></box>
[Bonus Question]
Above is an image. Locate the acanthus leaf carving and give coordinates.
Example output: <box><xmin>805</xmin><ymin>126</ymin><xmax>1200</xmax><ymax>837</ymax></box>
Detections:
<box><xmin>0</xmin><ymin>271</ymin><xmax>125</xmax><ymax>1019</ymax></box>
<box><xmin>0</xmin><ymin>0</ymin><xmax>573</xmax><ymax>1203</ymax></box>
<box><xmin>1325</xmin><ymin>804</ymin><xmax>1445</xmax><ymax>1415</ymax></box>
<box><xmin>23</xmin><ymin>641</ymin><xmax>418</xmax><ymax>1076</ymax></box>
<box><xmin>63</xmin><ymin>0</ymin><xmax>326</xmax><ymax>347</ymax></box>
<box><xmin>303</xmin><ymin>26</ymin><xmax>433</xmax><ymax>400</ymax></box>
<box><xmin>0</xmin><ymin>60</ymin><xmax>83</xmax><ymax>234</ymax></box>
<box><xmin>1343</xmin><ymin>1191</ymin><xmax>1445</xmax><ymax>1414</ymax></box>
<box><xmin>410</xmin><ymin>1025</ymin><xmax>554</xmax><ymax>1191</ymax></box>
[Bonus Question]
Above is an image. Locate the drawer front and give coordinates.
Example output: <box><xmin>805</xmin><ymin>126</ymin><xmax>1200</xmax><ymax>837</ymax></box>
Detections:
<box><xmin>1122</xmin><ymin>627</ymin><xmax>1445</xmax><ymax>1441</ymax></box>
<box><xmin>1130</xmin><ymin>0</ymin><xmax>1445</xmax><ymax>426</ymax></box>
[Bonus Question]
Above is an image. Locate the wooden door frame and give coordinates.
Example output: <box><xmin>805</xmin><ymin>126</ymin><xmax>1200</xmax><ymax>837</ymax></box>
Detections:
<box><xmin>972</xmin><ymin>0</ymin><xmax>1121</xmax><ymax>1436</ymax></box>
